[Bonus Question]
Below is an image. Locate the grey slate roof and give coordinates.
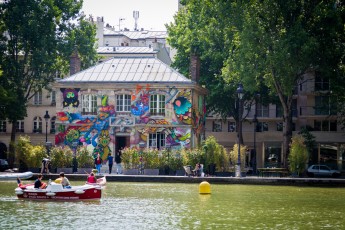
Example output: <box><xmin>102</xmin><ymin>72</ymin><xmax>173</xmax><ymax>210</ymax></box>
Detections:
<box><xmin>58</xmin><ymin>56</ymin><xmax>192</xmax><ymax>84</ymax></box>
<box><xmin>103</xmin><ymin>29</ymin><xmax>167</xmax><ymax>39</ymax></box>
<box><xmin>97</xmin><ymin>46</ymin><xmax>156</xmax><ymax>54</ymax></box>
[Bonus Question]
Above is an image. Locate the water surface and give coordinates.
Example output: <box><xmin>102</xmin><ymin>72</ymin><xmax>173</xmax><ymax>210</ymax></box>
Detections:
<box><xmin>0</xmin><ymin>181</ymin><xmax>344</xmax><ymax>229</ymax></box>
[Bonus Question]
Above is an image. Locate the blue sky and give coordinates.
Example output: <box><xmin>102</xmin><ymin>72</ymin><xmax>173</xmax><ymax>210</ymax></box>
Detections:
<box><xmin>81</xmin><ymin>0</ymin><xmax>178</xmax><ymax>31</ymax></box>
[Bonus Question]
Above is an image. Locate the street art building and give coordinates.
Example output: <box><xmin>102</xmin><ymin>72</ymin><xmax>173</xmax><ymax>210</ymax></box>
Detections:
<box><xmin>54</xmin><ymin>56</ymin><xmax>206</xmax><ymax>160</ymax></box>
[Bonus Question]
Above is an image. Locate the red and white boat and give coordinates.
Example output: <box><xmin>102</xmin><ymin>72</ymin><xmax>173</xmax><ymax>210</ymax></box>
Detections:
<box><xmin>15</xmin><ymin>182</ymin><xmax>102</xmax><ymax>201</ymax></box>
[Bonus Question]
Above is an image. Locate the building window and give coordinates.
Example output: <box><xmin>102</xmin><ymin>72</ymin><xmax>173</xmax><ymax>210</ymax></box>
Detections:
<box><xmin>116</xmin><ymin>94</ymin><xmax>131</xmax><ymax>112</ymax></box>
<box><xmin>256</xmin><ymin>122</ymin><xmax>268</xmax><ymax>132</ymax></box>
<box><xmin>51</xmin><ymin>91</ymin><xmax>56</xmax><ymax>105</ymax></box>
<box><xmin>212</xmin><ymin>120</ymin><xmax>222</xmax><ymax>132</ymax></box>
<box><xmin>33</xmin><ymin>91</ymin><xmax>42</xmax><ymax>105</ymax></box>
<box><xmin>257</xmin><ymin>103</ymin><xmax>269</xmax><ymax>117</ymax></box>
<box><xmin>314</xmin><ymin>120</ymin><xmax>337</xmax><ymax>131</ymax></box>
<box><xmin>16</xmin><ymin>120</ymin><xmax>24</xmax><ymax>133</ymax></box>
<box><xmin>0</xmin><ymin>120</ymin><xmax>6</xmax><ymax>132</ymax></box>
<box><xmin>33</xmin><ymin>117</ymin><xmax>42</xmax><ymax>133</ymax></box>
<box><xmin>82</xmin><ymin>94</ymin><xmax>97</xmax><ymax>115</ymax></box>
<box><xmin>228</xmin><ymin>121</ymin><xmax>236</xmax><ymax>132</ymax></box>
<box><xmin>150</xmin><ymin>94</ymin><xmax>165</xmax><ymax>116</ymax></box>
<box><xmin>315</xmin><ymin>96</ymin><xmax>336</xmax><ymax>115</ymax></box>
<box><xmin>276</xmin><ymin>122</ymin><xmax>283</xmax><ymax>131</ymax></box>
<box><xmin>315</xmin><ymin>73</ymin><xmax>330</xmax><ymax>91</ymax></box>
<box><xmin>50</xmin><ymin>116</ymin><xmax>56</xmax><ymax>134</ymax></box>
<box><xmin>149</xmin><ymin>132</ymin><xmax>166</xmax><ymax>149</ymax></box>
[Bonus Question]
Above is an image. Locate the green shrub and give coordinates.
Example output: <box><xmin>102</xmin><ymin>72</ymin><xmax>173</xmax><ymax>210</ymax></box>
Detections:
<box><xmin>203</xmin><ymin>136</ymin><xmax>230</xmax><ymax>171</ymax></box>
<box><xmin>289</xmin><ymin>135</ymin><xmax>308</xmax><ymax>176</ymax></box>
<box><xmin>76</xmin><ymin>146</ymin><xmax>94</xmax><ymax>168</ymax></box>
<box><xmin>142</xmin><ymin>148</ymin><xmax>160</xmax><ymax>169</ymax></box>
<box><xmin>50</xmin><ymin>146</ymin><xmax>73</xmax><ymax>168</ymax></box>
<box><xmin>229</xmin><ymin>144</ymin><xmax>247</xmax><ymax>171</ymax></box>
<box><xmin>15</xmin><ymin>135</ymin><xmax>47</xmax><ymax>168</ymax></box>
<box><xmin>121</xmin><ymin>147</ymin><xmax>140</xmax><ymax>169</ymax></box>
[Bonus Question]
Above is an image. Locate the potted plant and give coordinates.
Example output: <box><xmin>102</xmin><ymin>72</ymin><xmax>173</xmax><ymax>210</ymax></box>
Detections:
<box><xmin>76</xmin><ymin>146</ymin><xmax>94</xmax><ymax>174</ymax></box>
<box><xmin>229</xmin><ymin>144</ymin><xmax>247</xmax><ymax>177</ymax></box>
<box><xmin>143</xmin><ymin>148</ymin><xmax>160</xmax><ymax>175</ymax></box>
<box><xmin>121</xmin><ymin>147</ymin><xmax>140</xmax><ymax>175</ymax></box>
<box><xmin>169</xmin><ymin>151</ymin><xmax>184</xmax><ymax>175</ymax></box>
<box><xmin>50</xmin><ymin>146</ymin><xmax>73</xmax><ymax>174</ymax></box>
<box><xmin>288</xmin><ymin>135</ymin><xmax>308</xmax><ymax>177</ymax></box>
<box><xmin>15</xmin><ymin>136</ymin><xmax>47</xmax><ymax>172</ymax></box>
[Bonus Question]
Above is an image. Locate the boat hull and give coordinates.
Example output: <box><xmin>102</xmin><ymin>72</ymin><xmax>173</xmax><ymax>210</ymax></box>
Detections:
<box><xmin>15</xmin><ymin>184</ymin><xmax>102</xmax><ymax>201</ymax></box>
<box><xmin>0</xmin><ymin>171</ymin><xmax>33</xmax><ymax>180</ymax></box>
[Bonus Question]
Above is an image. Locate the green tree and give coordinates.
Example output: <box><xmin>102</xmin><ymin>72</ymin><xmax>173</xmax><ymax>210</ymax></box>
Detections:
<box><xmin>168</xmin><ymin>0</ymin><xmax>345</xmax><ymax>167</ymax></box>
<box><xmin>0</xmin><ymin>0</ymin><xmax>98</xmax><ymax>165</ymax></box>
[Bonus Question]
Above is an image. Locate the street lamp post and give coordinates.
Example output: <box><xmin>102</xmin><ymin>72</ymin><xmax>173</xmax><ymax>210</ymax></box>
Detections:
<box><xmin>44</xmin><ymin>111</ymin><xmax>50</xmax><ymax>143</ymax></box>
<box><xmin>139</xmin><ymin>141</ymin><xmax>146</xmax><ymax>175</ymax></box>
<box><xmin>252</xmin><ymin>93</ymin><xmax>259</xmax><ymax>175</ymax></box>
<box><xmin>165</xmin><ymin>143</ymin><xmax>171</xmax><ymax>175</ymax></box>
<box><xmin>236</xmin><ymin>83</ymin><xmax>244</xmax><ymax>178</ymax></box>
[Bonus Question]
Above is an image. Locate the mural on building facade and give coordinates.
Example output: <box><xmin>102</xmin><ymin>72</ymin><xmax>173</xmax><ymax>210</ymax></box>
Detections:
<box><xmin>56</xmin><ymin>86</ymin><xmax>204</xmax><ymax>154</ymax></box>
<box><xmin>61</xmin><ymin>88</ymin><xmax>80</xmax><ymax>108</ymax></box>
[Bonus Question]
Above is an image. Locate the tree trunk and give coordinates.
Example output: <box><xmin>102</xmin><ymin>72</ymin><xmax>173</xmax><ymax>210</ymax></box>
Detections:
<box><xmin>282</xmin><ymin>110</ymin><xmax>293</xmax><ymax>168</ymax></box>
<box><xmin>8</xmin><ymin>122</ymin><xmax>17</xmax><ymax>167</ymax></box>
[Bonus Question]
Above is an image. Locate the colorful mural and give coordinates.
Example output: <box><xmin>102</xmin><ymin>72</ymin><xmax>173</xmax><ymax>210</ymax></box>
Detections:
<box><xmin>61</xmin><ymin>88</ymin><xmax>80</xmax><ymax>108</ymax></box>
<box><xmin>56</xmin><ymin>85</ymin><xmax>202</xmax><ymax>153</ymax></box>
<box><xmin>173</xmin><ymin>90</ymin><xmax>192</xmax><ymax>125</ymax></box>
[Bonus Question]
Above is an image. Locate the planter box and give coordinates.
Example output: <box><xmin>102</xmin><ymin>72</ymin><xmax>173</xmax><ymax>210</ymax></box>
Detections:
<box><xmin>123</xmin><ymin>169</ymin><xmax>139</xmax><ymax>175</ymax></box>
<box><xmin>175</xmin><ymin>169</ymin><xmax>185</xmax><ymax>176</ymax></box>
<box><xmin>144</xmin><ymin>169</ymin><xmax>159</xmax><ymax>175</ymax></box>
<box><xmin>77</xmin><ymin>168</ymin><xmax>93</xmax><ymax>174</ymax></box>
<box><xmin>215</xmin><ymin>172</ymin><xmax>234</xmax><ymax>177</ymax></box>
<box><xmin>56</xmin><ymin>168</ymin><xmax>73</xmax><ymax>174</ymax></box>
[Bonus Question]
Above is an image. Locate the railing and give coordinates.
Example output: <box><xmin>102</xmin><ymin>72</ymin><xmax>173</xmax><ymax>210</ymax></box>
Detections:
<box><xmin>299</xmin><ymin>106</ymin><xmax>337</xmax><ymax>116</ymax></box>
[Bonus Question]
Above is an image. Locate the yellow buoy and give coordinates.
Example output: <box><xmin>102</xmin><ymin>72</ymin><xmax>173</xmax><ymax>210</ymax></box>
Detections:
<box><xmin>54</xmin><ymin>178</ymin><xmax>62</xmax><ymax>184</ymax></box>
<box><xmin>199</xmin><ymin>181</ymin><xmax>211</xmax><ymax>194</ymax></box>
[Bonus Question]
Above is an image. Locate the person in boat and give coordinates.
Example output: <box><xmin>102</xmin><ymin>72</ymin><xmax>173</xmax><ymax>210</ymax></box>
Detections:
<box><xmin>107</xmin><ymin>153</ymin><xmax>114</xmax><ymax>174</ymax></box>
<box><xmin>86</xmin><ymin>172</ymin><xmax>97</xmax><ymax>184</ymax></box>
<box><xmin>34</xmin><ymin>174</ymin><xmax>47</xmax><ymax>189</ymax></box>
<box><xmin>94</xmin><ymin>153</ymin><xmax>102</xmax><ymax>174</ymax></box>
<box><xmin>59</xmin><ymin>172</ymin><xmax>71</xmax><ymax>188</ymax></box>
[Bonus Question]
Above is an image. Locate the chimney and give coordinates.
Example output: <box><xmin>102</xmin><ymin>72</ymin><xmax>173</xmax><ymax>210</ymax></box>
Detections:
<box><xmin>70</xmin><ymin>50</ymin><xmax>81</xmax><ymax>76</ymax></box>
<box><xmin>190</xmin><ymin>54</ymin><xmax>200</xmax><ymax>82</ymax></box>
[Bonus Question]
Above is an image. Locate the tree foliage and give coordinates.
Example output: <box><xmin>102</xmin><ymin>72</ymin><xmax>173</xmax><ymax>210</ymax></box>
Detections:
<box><xmin>167</xmin><ymin>0</ymin><xmax>345</xmax><ymax>166</ymax></box>
<box><xmin>0</xmin><ymin>0</ymin><xmax>99</xmax><ymax>163</ymax></box>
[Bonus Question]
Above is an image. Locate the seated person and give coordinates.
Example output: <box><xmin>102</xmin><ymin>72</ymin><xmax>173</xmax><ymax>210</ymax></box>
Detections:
<box><xmin>41</xmin><ymin>158</ymin><xmax>51</xmax><ymax>174</ymax></box>
<box><xmin>87</xmin><ymin>172</ymin><xmax>97</xmax><ymax>184</ymax></box>
<box><xmin>192</xmin><ymin>163</ymin><xmax>201</xmax><ymax>177</ymax></box>
<box><xmin>59</xmin><ymin>172</ymin><xmax>71</xmax><ymax>188</ymax></box>
<box><xmin>34</xmin><ymin>174</ymin><xmax>47</xmax><ymax>189</ymax></box>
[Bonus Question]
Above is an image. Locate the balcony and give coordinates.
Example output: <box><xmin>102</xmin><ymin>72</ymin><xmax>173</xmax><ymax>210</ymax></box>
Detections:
<box><xmin>299</xmin><ymin>106</ymin><xmax>337</xmax><ymax>117</ymax></box>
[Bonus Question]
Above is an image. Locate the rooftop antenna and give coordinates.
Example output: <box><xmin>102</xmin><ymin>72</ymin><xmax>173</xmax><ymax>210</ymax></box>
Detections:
<box><xmin>133</xmin><ymin>11</ymin><xmax>139</xmax><ymax>31</ymax></box>
<box><xmin>118</xmin><ymin>18</ymin><xmax>125</xmax><ymax>31</ymax></box>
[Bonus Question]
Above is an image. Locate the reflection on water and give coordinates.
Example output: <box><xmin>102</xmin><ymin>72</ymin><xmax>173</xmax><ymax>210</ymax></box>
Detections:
<box><xmin>1</xmin><ymin>181</ymin><xmax>345</xmax><ymax>229</ymax></box>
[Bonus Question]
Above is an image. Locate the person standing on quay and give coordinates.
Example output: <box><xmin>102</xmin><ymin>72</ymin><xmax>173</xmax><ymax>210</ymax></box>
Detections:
<box><xmin>107</xmin><ymin>153</ymin><xmax>114</xmax><ymax>174</ymax></box>
<box><xmin>115</xmin><ymin>151</ymin><xmax>122</xmax><ymax>174</ymax></box>
<box><xmin>95</xmin><ymin>153</ymin><xmax>102</xmax><ymax>174</ymax></box>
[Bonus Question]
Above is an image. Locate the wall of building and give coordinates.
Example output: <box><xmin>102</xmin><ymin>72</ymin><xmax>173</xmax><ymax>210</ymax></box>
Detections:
<box><xmin>55</xmin><ymin>85</ymin><xmax>205</xmax><ymax>161</ymax></box>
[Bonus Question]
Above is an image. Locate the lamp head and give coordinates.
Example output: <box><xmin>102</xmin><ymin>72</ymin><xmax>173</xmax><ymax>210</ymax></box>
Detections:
<box><xmin>237</xmin><ymin>83</ymin><xmax>244</xmax><ymax>99</ymax></box>
<box><xmin>44</xmin><ymin>110</ymin><xmax>50</xmax><ymax>121</ymax></box>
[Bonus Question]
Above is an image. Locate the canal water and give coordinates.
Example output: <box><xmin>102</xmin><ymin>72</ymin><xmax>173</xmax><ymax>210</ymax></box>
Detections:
<box><xmin>0</xmin><ymin>180</ymin><xmax>345</xmax><ymax>229</ymax></box>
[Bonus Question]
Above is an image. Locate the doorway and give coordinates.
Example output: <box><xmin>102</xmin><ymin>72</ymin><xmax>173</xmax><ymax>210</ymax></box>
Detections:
<box><xmin>116</xmin><ymin>136</ymin><xmax>129</xmax><ymax>154</ymax></box>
